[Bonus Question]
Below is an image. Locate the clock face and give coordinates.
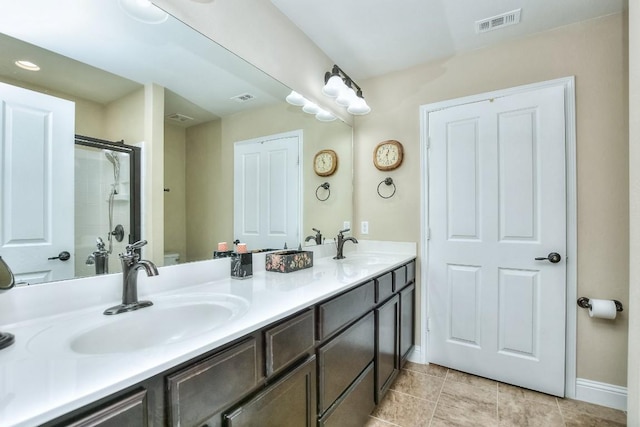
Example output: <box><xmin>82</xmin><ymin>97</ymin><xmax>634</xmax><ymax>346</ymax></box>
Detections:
<box><xmin>314</xmin><ymin>150</ymin><xmax>338</xmax><ymax>176</ymax></box>
<box><xmin>374</xmin><ymin>140</ymin><xmax>403</xmax><ymax>171</ymax></box>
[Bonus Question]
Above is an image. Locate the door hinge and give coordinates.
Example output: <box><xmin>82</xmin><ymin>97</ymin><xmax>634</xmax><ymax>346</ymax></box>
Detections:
<box><xmin>426</xmin><ymin>228</ymin><xmax>431</xmax><ymax>240</ymax></box>
<box><xmin>427</xmin><ymin>317</ymin><xmax>431</xmax><ymax>332</ymax></box>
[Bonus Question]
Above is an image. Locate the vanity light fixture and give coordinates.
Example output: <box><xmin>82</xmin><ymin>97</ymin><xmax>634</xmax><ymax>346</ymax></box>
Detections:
<box><xmin>118</xmin><ymin>0</ymin><xmax>168</xmax><ymax>24</ymax></box>
<box><xmin>285</xmin><ymin>90</ymin><xmax>337</xmax><ymax>122</ymax></box>
<box><xmin>15</xmin><ymin>60</ymin><xmax>40</xmax><ymax>71</ymax></box>
<box><xmin>322</xmin><ymin>64</ymin><xmax>370</xmax><ymax>115</ymax></box>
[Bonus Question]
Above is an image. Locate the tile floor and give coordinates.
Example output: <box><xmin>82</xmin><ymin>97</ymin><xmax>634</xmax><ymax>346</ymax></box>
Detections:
<box><xmin>366</xmin><ymin>362</ymin><xmax>627</xmax><ymax>427</ymax></box>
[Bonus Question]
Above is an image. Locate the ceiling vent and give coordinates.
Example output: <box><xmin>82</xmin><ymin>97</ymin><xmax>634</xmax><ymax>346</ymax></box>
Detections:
<box><xmin>231</xmin><ymin>93</ymin><xmax>256</xmax><ymax>103</ymax></box>
<box><xmin>476</xmin><ymin>9</ymin><xmax>521</xmax><ymax>33</ymax></box>
<box><xmin>166</xmin><ymin>113</ymin><xmax>194</xmax><ymax>123</ymax></box>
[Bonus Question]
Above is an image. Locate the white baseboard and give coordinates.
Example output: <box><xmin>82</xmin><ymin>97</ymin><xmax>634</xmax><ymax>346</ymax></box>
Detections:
<box><xmin>406</xmin><ymin>345</ymin><xmax>424</xmax><ymax>364</ymax></box>
<box><xmin>575</xmin><ymin>378</ymin><xmax>627</xmax><ymax>411</ymax></box>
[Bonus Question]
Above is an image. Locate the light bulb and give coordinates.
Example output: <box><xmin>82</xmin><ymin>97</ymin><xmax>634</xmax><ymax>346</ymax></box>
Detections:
<box><xmin>347</xmin><ymin>96</ymin><xmax>371</xmax><ymax>115</ymax></box>
<box><xmin>302</xmin><ymin>101</ymin><xmax>320</xmax><ymax>114</ymax></box>
<box><xmin>322</xmin><ymin>75</ymin><xmax>345</xmax><ymax>98</ymax></box>
<box><xmin>315</xmin><ymin>109</ymin><xmax>336</xmax><ymax>122</ymax></box>
<box><xmin>285</xmin><ymin>90</ymin><xmax>306</xmax><ymax>106</ymax></box>
<box><xmin>336</xmin><ymin>86</ymin><xmax>357</xmax><ymax>107</ymax></box>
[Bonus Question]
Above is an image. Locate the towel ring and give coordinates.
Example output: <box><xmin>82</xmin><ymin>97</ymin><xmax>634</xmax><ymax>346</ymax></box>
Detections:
<box><xmin>377</xmin><ymin>177</ymin><xmax>396</xmax><ymax>199</ymax></box>
<box><xmin>316</xmin><ymin>182</ymin><xmax>330</xmax><ymax>201</ymax></box>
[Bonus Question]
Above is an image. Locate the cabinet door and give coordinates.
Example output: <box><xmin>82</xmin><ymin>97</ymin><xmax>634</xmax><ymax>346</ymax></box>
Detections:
<box><xmin>64</xmin><ymin>389</ymin><xmax>148</xmax><ymax>427</ymax></box>
<box><xmin>224</xmin><ymin>356</ymin><xmax>317</xmax><ymax>427</ymax></box>
<box><xmin>317</xmin><ymin>312</ymin><xmax>375</xmax><ymax>414</ymax></box>
<box><xmin>375</xmin><ymin>294</ymin><xmax>400</xmax><ymax>403</ymax></box>
<box><xmin>167</xmin><ymin>337</ymin><xmax>262</xmax><ymax>427</ymax></box>
<box><xmin>318</xmin><ymin>363</ymin><xmax>375</xmax><ymax>427</ymax></box>
<box><xmin>399</xmin><ymin>283</ymin><xmax>416</xmax><ymax>366</ymax></box>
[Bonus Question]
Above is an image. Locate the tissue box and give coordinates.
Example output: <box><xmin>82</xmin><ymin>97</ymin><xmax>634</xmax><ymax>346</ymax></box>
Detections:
<box><xmin>265</xmin><ymin>250</ymin><xmax>313</xmax><ymax>273</ymax></box>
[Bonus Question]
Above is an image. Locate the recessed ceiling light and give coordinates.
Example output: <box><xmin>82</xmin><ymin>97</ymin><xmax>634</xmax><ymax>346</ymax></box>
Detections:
<box><xmin>15</xmin><ymin>60</ymin><xmax>40</xmax><ymax>71</ymax></box>
<box><xmin>118</xmin><ymin>0</ymin><xmax>168</xmax><ymax>24</ymax></box>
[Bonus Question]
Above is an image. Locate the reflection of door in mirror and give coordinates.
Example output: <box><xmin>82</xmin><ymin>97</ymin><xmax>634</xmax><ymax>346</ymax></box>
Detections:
<box><xmin>234</xmin><ymin>131</ymin><xmax>301</xmax><ymax>251</ymax></box>
<box><xmin>0</xmin><ymin>81</ymin><xmax>75</xmax><ymax>284</ymax></box>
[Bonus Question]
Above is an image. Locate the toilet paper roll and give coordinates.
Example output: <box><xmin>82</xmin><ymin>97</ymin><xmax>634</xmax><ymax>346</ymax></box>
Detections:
<box><xmin>588</xmin><ymin>299</ymin><xmax>617</xmax><ymax>320</ymax></box>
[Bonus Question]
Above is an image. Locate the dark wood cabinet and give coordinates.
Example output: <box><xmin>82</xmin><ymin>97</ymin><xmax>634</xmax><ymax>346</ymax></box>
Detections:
<box><xmin>317</xmin><ymin>312</ymin><xmax>375</xmax><ymax>414</ymax></box>
<box><xmin>61</xmin><ymin>389</ymin><xmax>149</xmax><ymax>427</ymax></box>
<box><xmin>224</xmin><ymin>356</ymin><xmax>317</xmax><ymax>427</ymax></box>
<box><xmin>317</xmin><ymin>280</ymin><xmax>375</xmax><ymax>340</ymax></box>
<box><xmin>45</xmin><ymin>258</ymin><xmax>416</xmax><ymax>427</ymax></box>
<box><xmin>318</xmin><ymin>362</ymin><xmax>375</xmax><ymax>427</ymax></box>
<box><xmin>399</xmin><ymin>283</ymin><xmax>416</xmax><ymax>366</ymax></box>
<box><xmin>375</xmin><ymin>272</ymin><xmax>393</xmax><ymax>303</ymax></box>
<box><xmin>166</xmin><ymin>336</ymin><xmax>263</xmax><ymax>427</ymax></box>
<box><xmin>265</xmin><ymin>309</ymin><xmax>315</xmax><ymax>377</ymax></box>
<box><xmin>375</xmin><ymin>294</ymin><xmax>400</xmax><ymax>403</ymax></box>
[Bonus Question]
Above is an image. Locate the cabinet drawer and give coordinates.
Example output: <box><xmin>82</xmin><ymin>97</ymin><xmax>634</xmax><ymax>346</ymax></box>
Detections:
<box><xmin>375</xmin><ymin>272</ymin><xmax>393</xmax><ymax>303</ymax></box>
<box><xmin>393</xmin><ymin>265</ymin><xmax>407</xmax><ymax>292</ymax></box>
<box><xmin>64</xmin><ymin>389</ymin><xmax>148</xmax><ymax>427</ymax></box>
<box><xmin>317</xmin><ymin>280</ymin><xmax>375</xmax><ymax>340</ymax></box>
<box><xmin>167</xmin><ymin>337</ymin><xmax>262</xmax><ymax>427</ymax></box>
<box><xmin>225</xmin><ymin>356</ymin><xmax>317</xmax><ymax>427</ymax></box>
<box><xmin>318</xmin><ymin>363</ymin><xmax>375</xmax><ymax>427</ymax></box>
<box><xmin>265</xmin><ymin>309</ymin><xmax>315</xmax><ymax>377</ymax></box>
<box><xmin>406</xmin><ymin>260</ymin><xmax>415</xmax><ymax>283</ymax></box>
<box><xmin>318</xmin><ymin>312</ymin><xmax>375</xmax><ymax>414</ymax></box>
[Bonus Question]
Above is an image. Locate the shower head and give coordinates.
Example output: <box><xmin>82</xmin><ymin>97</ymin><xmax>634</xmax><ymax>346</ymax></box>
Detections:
<box><xmin>104</xmin><ymin>151</ymin><xmax>121</xmax><ymax>185</ymax></box>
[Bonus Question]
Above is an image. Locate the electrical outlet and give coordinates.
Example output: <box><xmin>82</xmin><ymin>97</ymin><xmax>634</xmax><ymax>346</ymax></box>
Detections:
<box><xmin>361</xmin><ymin>221</ymin><xmax>369</xmax><ymax>235</ymax></box>
<box><xmin>343</xmin><ymin>221</ymin><xmax>350</xmax><ymax>231</ymax></box>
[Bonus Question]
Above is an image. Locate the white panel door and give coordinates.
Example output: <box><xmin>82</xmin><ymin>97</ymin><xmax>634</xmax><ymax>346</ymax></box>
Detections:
<box><xmin>234</xmin><ymin>131</ymin><xmax>300</xmax><ymax>250</ymax></box>
<box><xmin>0</xmin><ymin>82</ymin><xmax>75</xmax><ymax>283</ymax></box>
<box><xmin>427</xmin><ymin>85</ymin><xmax>566</xmax><ymax>396</ymax></box>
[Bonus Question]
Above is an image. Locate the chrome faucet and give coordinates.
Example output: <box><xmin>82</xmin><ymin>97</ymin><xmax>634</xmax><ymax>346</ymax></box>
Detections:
<box><xmin>333</xmin><ymin>228</ymin><xmax>358</xmax><ymax>259</ymax></box>
<box><xmin>104</xmin><ymin>240</ymin><xmax>159</xmax><ymax>315</ymax></box>
<box><xmin>305</xmin><ymin>228</ymin><xmax>323</xmax><ymax>245</ymax></box>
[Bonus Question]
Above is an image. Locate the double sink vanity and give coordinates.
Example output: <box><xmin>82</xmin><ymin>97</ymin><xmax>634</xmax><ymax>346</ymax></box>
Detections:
<box><xmin>0</xmin><ymin>241</ymin><xmax>416</xmax><ymax>427</ymax></box>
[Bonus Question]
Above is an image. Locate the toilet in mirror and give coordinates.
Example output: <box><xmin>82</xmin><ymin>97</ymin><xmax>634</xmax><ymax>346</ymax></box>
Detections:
<box><xmin>0</xmin><ymin>0</ymin><xmax>353</xmax><ymax>286</ymax></box>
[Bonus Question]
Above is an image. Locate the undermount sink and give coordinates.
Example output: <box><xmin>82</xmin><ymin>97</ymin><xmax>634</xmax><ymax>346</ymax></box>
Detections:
<box><xmin>27</xmin><ymin>293</ymin><xmax>249</xmax><ymax>356</ymax></box>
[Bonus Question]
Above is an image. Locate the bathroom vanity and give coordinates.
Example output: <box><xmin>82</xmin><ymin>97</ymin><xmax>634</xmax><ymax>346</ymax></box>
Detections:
<box><xmin>0</xmin><ymin>242</ymin><xmax>416</xmax><ymax>426</ymax></box>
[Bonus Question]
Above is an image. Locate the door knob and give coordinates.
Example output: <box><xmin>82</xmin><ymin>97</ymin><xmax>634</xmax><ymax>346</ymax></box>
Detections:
<box><xmin>48</xmin><ymin>251</ymin><xmax>71</xmax><ymax>261</ymax></box>
<box><xmin>534</xmin><ymin>252</ymin><xmax>561</xmax><ymax>263</ymax></box>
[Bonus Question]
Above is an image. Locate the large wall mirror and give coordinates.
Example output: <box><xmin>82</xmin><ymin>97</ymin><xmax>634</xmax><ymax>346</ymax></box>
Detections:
<box><xmin>0</xmin><ymin>0</ymin><xmax>353</xmax><ymax>285</ymax></box>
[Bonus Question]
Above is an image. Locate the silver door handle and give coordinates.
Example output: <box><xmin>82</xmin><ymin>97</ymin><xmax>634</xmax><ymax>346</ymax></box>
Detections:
<box><xmin>534</xmin><ymin>252</ymin><xmax>561</xmax><ymax>263</ymax></box>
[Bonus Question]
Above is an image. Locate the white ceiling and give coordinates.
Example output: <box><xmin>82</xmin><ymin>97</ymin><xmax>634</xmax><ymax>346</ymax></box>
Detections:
<box><xmin>0</xmin><ymin>0</ymin><xmax>290</xmax><ymax>127</ymax></box>
<box><xmin>271</xmin><ymin>0</ymin><xmax>627</xmax><ymax>80</ymax></box>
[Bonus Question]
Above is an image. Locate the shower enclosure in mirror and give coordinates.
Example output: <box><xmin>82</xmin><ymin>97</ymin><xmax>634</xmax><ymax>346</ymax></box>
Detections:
<box><xmin>74</xmin><ymin>136</ymin><xmax>141</xmax><ymax>279</ymax></box>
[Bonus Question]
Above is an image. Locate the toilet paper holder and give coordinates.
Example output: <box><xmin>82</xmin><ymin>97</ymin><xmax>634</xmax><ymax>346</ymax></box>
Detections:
<box><xmin>577</xmin><ymin>297</ymin><xmax>623</xmax><ymax>312</ymax></box>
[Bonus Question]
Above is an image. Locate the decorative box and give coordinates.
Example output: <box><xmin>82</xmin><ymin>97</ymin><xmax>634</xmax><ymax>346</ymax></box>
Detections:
<box><xmin>265</xmin><ymin>250</ymin><xmax>313</xmax><ymax>273</ymax></box>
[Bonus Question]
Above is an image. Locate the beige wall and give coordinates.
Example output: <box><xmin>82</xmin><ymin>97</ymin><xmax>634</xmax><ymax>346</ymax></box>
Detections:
<box><xmin>353</xmin><ymin>14</ymin><xmax>629</xmax><ymax>387</ymax></box>
<box><xmin>185</xmin><ymin>119</ymin><xmax>223</xmax><ymax>262</ymax></box>
<box><xmin>164</xmin><ymin>123</ymin><xmax>187</xmax><ymax>261</ymax></box>
<box><xmin>628</xmin><ymin>0</ymin><xmax>639</xmax><ymax>423</ymax></box>
<box><xmin>182</xmin><ymin>102</ymin><xmax>352</xmax><ymax>260</ymax></box>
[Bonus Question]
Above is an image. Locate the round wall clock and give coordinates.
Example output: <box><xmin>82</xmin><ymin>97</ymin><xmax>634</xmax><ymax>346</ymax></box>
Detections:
<box><xmin>373</xmin><ymin>140</ymin><xmax>403</xmax><ymax>171</ymax></box>
<box><xmin>314</xmin><ymin>149</ymin><xmax>338</xmax><ymax>176</ymax></box>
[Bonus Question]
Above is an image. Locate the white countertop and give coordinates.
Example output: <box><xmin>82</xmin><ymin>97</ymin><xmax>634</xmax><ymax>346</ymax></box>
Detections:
<box><xmin>0</xmin><ymin>241</ymin><xmax>416</xmax><ymax>427</ymax></box>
